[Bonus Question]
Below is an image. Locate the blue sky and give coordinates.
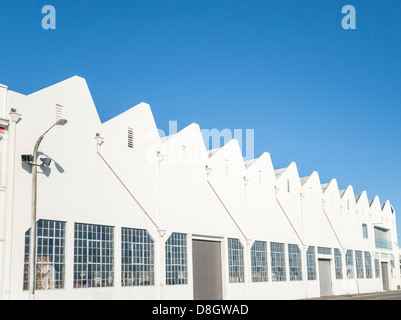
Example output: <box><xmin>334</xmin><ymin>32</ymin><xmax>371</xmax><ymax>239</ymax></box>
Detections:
<box><xmin>1</xmin><ymin>1</ymin><xmax>400</xmax><ymax>240</ymax></box>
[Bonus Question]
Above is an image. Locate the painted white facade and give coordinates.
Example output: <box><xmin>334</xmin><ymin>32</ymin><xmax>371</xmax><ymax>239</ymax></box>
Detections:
<box><xmin>0</xmin><ymin>76</ymin><xmax>399</xmax><ymax>300</ymax></box>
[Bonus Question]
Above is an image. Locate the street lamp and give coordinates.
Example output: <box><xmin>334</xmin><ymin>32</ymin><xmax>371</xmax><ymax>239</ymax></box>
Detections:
<box><xmin>29</xmin><ymin>118</ymin><xmax>67</xmax><ymax>298</ymax></box>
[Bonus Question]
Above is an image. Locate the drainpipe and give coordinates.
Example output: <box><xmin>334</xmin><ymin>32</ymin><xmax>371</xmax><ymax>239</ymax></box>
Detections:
<box><xmin>157</xmin><ymin>151</ymin><xmax>165</xmax><ymax>300</ymax></box>
<box><xmin>95</xmin><ymin>135</ymin><xmax>159</xmax><ymax>230</ymax></box>
<box><xmin>275</xmin><ymin>188</ymin><xmax>304</xmax><ymax>247</ymax></box>
<box><xmin>243</xmin><ymin>176</ymin><xmax>250</xmax><ymax>300</ymax></box>
<box><xmin>299</xmin><ymin>193</ymin><xmax>308</xmax><ymax>298</ymax></box>
<box><xmin>205</xmin><ymin>166</ymin><xmax>247</xmax><ymax>240</ymax></box>
<box><xmin>95</xmin><ymin>135</ymin><xmax>163</xmax><ymax>298</ymax></box>
<box><xmin>322</xmin><ymin>200</ymin><xmax>345</xmax><ymax>252</ymax></box>
<box><xmin>205</xmin><ymin>166</ymin><xmax>249</xmax><ymax>299</ymax></box>
<box><xmin>1</xmin><ymin>108</ymin><xmax>21</xmax><ymax>300</ymax></box>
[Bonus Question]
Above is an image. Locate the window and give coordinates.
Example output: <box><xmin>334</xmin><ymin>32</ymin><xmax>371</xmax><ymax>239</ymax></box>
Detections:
<box><xmin>288</xmin><ymin>244</ymin><xmax>302</xmax><ymax>281</ymax></box>
<box><xmin>362</xmin><ymin>224</ymin><xmax>368</xmax><ymax>239</ymax></box>
<box><xmin>228</xmin><ymin>238</ymin><xmax>245</xmax><ymax>283</ymax></box>
<box><xmin>287</xmin><ymin>180</ymin><xmax>290</xmax><ymax>193</ymax></box>
<box><xmin>355</xmin><ymin>251</ymin><xmax>364</xmax><ymax>279</ymax></box>
<box><xmin>364</xmin><ymin>252</ymin><xmax>372</xmax><ymax>279</ymax></box>
<box><xmin>374</xmin><ymin>227</ymin><xmax>392</xmax><ymax>249</ymax></box>
<box><xmin>390</xmin><ymin>254</ymin><xmax>395</xmax><ymax>278</ymax></box>
<box><xmin>23</xmin><ymin>220</ymin><xmax>66</xmax><ymax>291</ymax></box>
<box><xmin>334</xmin><ymin>249</ymin><xmax>343</xmax><ymax>280</ymax></box>
<box><xmin>306</xmin><ymin>246</ymin><xmax>317</xmax><ymax>280</ymax></box>
<box><xmin>318</xmin><ymin>247</ymin><xmax>332</xmax><ymax>255</ymax></box>
<box><xmin>345</xmin><ymin>250</ymin><xmax>355</xmax><ymax>279</ymax></box>
<box><xmin>74</xmin><ymin>223</ymin><xmax>114</xmax><ymax>288</ymax></box>
<box><xmin>271</xmin><ymin>242</ymin><xmax>286</xmax><ymax>282</ymax></box>
<box><xmin>374</xmin><ymin>253</ymin><xmax>380</xmax><ymax>278</ymax></box>
<box><xmin>251</xmin><ymin>241</ymin><xmax>268</xmax><ymax>282</ymax></box>
<box><xmin>121</xmin><ymin>228</ymin><xmax>154</xmax><ymax>286</ymax></box>
<box><xmin>128</xmin><ymin>128</ymin><xmax>134</xmax><ymax>148</ymax></box>
<box><xmin>165</xmin><ymin>233</ymin><xmax>187</xmax><ymax>285</ymax></box>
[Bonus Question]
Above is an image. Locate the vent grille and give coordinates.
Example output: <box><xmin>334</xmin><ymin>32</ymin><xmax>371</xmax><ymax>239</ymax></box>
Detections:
<box><xmin>56</xmin><ymin>104</ymin><xmax>63</xmax><ymax>121</ymax></box>
<box><xmin>128</xmin><ymin>128</ymin><xmax>134</xmax><ymax>148</ymax></box>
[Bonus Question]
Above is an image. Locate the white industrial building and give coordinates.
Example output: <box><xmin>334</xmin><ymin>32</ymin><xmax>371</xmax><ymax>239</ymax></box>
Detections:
<box><xmin>0</xmin><ymin>76</ymin><xmax>399</xmax><ymax>300</ymax></box>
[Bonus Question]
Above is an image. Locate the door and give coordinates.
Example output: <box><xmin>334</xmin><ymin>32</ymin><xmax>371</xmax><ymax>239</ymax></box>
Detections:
<box><xmin>192</xmin><ymin>239</ymin><xmax>222</xmax><ymax>300</ymax></box>
<box><xmin>381</xmin><ymin>262</ymin><xmax>389</xmax><ymax>291</ymax></box>
<box><xmin>318</xmin><ymin>259</ymin><xmax>332</xmax><ymax>297</ymax></box>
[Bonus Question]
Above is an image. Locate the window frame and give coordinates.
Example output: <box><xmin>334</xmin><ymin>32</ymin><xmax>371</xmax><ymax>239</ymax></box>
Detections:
<box><xmin>288</xmin><ymin>244</ymin><xmax>303</xmax><ymax>281</ymax></box>
<box><xmin>73</xmin><ymin>223</ymin><xmax>114</xmax><ymax>289</ymax></box>
<box><xmin>270</xmin><ymin>242</ymin><xmax>287</xmax><ymax>282</ymax></box>
<box><xmin>165</xmin><ymin>232</ymin><xmax>188</xmax><ymax>286</ymax></box>
<box><xmin>306</xmin><ymin>246</ymin><xmax>317</xmax><ymax>281</ymax></box>
<box><xmin>23</xmin><ymin>219</ymin><xmax>66</xmax><ymax>291</ymax></box>
<box><xmin>121</xmin><ymin>227</ymin><xmax>155</xmax><ymax>287</ymax></box>
<box><xmin>228</xmin><ymin>238</ymin><xmax>245</xmax><ymax>283</ymax></box>
<box><xmin>251</xmin><ymin>241</ymin><xmax>268</xmax><ymax>282</ymax></box>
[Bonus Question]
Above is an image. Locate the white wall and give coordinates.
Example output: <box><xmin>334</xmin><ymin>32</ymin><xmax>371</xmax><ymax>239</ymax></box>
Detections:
<box><xmin>0</xmin><ymin>76</ymin><xmax>399</xmax><ymax>300</ymax></box>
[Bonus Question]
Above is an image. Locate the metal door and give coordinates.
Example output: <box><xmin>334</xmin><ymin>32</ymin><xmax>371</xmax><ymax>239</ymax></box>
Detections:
<box><xmin>318</xmin><ymin>259</ymin><xmax>332</xmax><ymax>297</ymax></box>
<box><xmin>381</xmin><ymin>262</ymin><xmax>389</xmax><ymax>291</ymax></box>
<box><xmin>192</xmin><ymin>240</ymin><xmax>222</xmax><ymax>300</ymax></box>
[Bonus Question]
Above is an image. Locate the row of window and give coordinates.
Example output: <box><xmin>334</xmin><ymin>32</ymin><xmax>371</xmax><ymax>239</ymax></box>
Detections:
<box><xmin>229</xmin><ymin>243</ymin><xmax>395</xmax><ymax>284</ymax></box>
<box><xmin>23</xmin><ymin>220</ymin><xmax>395</xmax><ymax>291</ymax></box>
<box><xmin>24</xmin><ymin>221</ymin><xmax>163</xmax><ymax>290</ymax></box>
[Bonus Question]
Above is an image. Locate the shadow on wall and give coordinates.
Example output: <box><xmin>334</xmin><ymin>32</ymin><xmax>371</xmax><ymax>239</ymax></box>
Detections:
<box><xmin>21</xmin><ymin>152</ymin><xmax>65</xmax><ymax>177</ymax></box>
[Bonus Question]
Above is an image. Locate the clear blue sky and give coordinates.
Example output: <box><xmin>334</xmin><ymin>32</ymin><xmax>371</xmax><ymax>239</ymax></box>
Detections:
<box><xmin>1</xmin><ymin>1</ymin><xmax>400</xmax><ymax>239</ymax></box>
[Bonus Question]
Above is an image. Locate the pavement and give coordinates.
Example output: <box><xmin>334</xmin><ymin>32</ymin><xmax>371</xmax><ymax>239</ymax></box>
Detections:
<box><xmin>306</xmin><ymin>290</ymin><xmax>401</xmax><ymax>300</ymax></box>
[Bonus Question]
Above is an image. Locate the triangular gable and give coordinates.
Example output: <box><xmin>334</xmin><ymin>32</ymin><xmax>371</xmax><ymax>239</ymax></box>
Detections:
<box><xmin>355</xmin><ymin>191</ymin><xmax>369</xmax><ymax>217</ymax></box>
<box><xmin>208</xmin><ymin>139</ymin><xmax>246</xmax><ymax>175</ymax></box>
<box><xmin>159</xmin><ymin>123</ymin><xmax>208</xmax><ymax>166</ymax></box>
<box><xmin>301</xmin><ymin>172</ymin><xmax>342</xmax><ymax>247</ymax></box>
<box><xmin>245</xmin><ymin>152</ymin><xmax>276</xmax><ymax>182</ymax></box>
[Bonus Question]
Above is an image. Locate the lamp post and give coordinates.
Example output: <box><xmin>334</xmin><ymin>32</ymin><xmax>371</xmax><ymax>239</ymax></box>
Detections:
<box><xmin>29</xmin><ymin>119</ymin><xmax>67</xmax><ymax>298</ymax></box>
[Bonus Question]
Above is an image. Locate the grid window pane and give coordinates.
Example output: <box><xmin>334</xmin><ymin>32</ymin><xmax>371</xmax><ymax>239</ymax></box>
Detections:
<box><xmin>271</xmin><ymin>242</ymin><xmax>286</xmax><ymax>282</ymax></box>
<box><xmin>375</xmin><ymin>253</ymin><xmax>381</xmax><ymax>278</ymax></box>
<box><xmin>306</xmin><ymin>246</ymin><xmax>316</xmax><ymax>280</ymax></box>
<box><xmin>334</xmin><ymin>249</ymin><xmax>343</xmax><ymax>280</ymax></box>
<box><xmin>390</xmin><ymin>254</ymin><xmax>395</xmax><ymax>278</ymax></box>
<box><xmin>23</xmin><ymin>220</ymin><xmax>66</xmax><ymax>291</ymax></box>
<box><xmin>355</xmin><ymin>250</ymin><xmax>364</xmax><ymax>279</ymax></box>
<box><xmin>165</xmin><ymin>233</ymin><xmax>187</xmax><ymax>285</ymax></box>
<box><xmin>362</xmin><ymin>224</ymin><xmax>368</xmax><ymax>239</ymax></box>
<box><xmin>251</xmin><ymin>241</ymin><xmax>268</xmax><ymax>282</ymax></box>
<box><xmin>228</xmin><ymin>238</ymin><xmax>245</xmax><ymax>283</ymax></box>
<box><xmin>374</xmin><ymin>227</ymin><xmax>392</xmax><ymax>249</ymax></box>
<box><xmin>288</xmin><ymin>244</ymin><xmax>302</xmax><ymax>281</ymax></box>
<box><xmin>74</xmin><ymin>223</ymin><xmax>114</xmax><ymax>288</ymax></box>
<box><xmin>345</xmin><ymin>250</ymin><xmax>355</xmax><ymax>279</ymax></box>
<box><xmin>364</xmin><ymin>252</ymin><xmax>372</xmax><ymax>279</ymax></box>
<box><xmin>121</xmin><ymin>228</ymin><xmax>154</xmax><ymax>286</ymax></box>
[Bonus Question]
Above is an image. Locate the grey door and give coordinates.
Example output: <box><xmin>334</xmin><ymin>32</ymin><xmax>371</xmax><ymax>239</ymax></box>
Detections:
<box><xmin>381</xmin><ymin>262</ymin><xmax>389</xmax><ymax>291</ymax></box>
<box><xmin>318</xmin><ymin>259</ymin><xmax>332</xmax><ymax>297</ymax></box>
<box><xmin>192</xmin><ymin>240</ymin><xmax>222</xmax><ymax>300</ymax></box>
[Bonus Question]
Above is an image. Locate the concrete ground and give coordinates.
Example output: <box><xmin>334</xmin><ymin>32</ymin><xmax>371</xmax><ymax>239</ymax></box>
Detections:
<box><xmin>306</xmin><ymin>290</ymin><xmax>401</xmax><ymax>300</ymax></box>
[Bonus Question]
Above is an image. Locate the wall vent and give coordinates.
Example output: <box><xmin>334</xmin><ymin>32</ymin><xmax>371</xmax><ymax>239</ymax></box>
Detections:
<box><xmin>128</xmin><ymin>128</ymin><xmax>134</xmax><ymax>148</ymax></box>
<box><xmin>56</xmin><ymin>104</ymin><xmax>63</xmax><ymax>121</ymax></box>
